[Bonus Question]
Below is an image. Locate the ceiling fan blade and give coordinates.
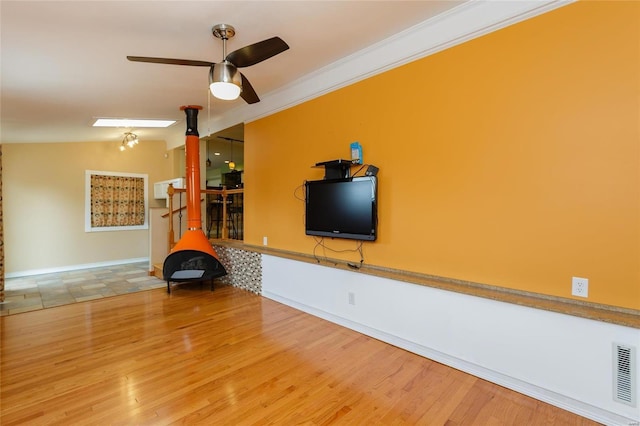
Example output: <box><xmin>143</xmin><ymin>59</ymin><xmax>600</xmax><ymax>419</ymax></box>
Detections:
<box><xmin>127</xmin><ymin>56</ymin><xmax>214</xmax><ymax>67</ymax></box>
<box><xmin>226</xmin><ymin>37</ymin><xmax>289</xmax><ymax>68</ymax></box>
<box><xmin>240</xmin><ymin>73</ymin><xmax>260</xmax><ymax>104</ymax></box>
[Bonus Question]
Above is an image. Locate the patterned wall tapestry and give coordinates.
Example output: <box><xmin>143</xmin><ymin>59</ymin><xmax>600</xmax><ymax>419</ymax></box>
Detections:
<box><xmin>0</xmin><ymin>145</ymin><xmax>4</xmax><ymax>301</ymax></box>
<box><xmin>90</xmin><ymin>174</ymin><xmax>145</xmax><ymax>228</ymax></box>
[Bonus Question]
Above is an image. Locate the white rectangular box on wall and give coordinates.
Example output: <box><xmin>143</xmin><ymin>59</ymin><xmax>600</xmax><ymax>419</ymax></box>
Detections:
<box><xmin>154</xmin><ymin>178</ymin><xmax>185</xmax><ymax>207</ymax></box>
<box><xmin>154</xmin><ymin>177</ymin><xmax>185</xmax><ymax>199</ymax></box>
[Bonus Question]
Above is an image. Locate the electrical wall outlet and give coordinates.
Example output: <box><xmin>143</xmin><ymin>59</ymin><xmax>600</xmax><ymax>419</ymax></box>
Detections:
<box><xmin>571</xmin><ymin>277</ymin><xmax>589</xmax><ymax>298</ymax></box>
<box><xmin>263</xmin><ymin>236</ymin><xmax>268</xmax><ymax>246</ymax></box>
<box><xmin>348</xmin><ymin>292</ymin><xmax>355</xmax><ymax>305</ymax></box>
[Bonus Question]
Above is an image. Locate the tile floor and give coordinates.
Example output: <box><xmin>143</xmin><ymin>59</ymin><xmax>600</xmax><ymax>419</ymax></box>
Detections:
<box><xmin>1</xmin><ymin>262</ymin><xmax>166</xmax><ymax>316</ymax></box>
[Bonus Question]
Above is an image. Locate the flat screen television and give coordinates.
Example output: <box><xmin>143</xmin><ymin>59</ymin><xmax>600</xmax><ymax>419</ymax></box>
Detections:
<box><xmin>305</xmin><ymin>176</ymin><xmax>377</xmax><ymax>241</ymax></box>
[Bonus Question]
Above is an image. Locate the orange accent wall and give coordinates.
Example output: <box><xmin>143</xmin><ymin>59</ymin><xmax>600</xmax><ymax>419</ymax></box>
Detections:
<box><xmin>244</xmin><ymin>1</ymin><xmax>640</xmax><ymax>310</ymax></box>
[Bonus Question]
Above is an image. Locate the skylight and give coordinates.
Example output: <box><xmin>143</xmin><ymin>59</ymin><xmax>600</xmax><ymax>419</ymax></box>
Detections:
<box><xmin>92</xmin><ymin>118</ymin><xmax>176</xmax><ymax>128</ymax></box>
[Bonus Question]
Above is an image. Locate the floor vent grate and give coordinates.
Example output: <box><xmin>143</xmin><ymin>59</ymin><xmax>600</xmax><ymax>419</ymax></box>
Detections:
<box><xmin>613</xmin><ymin>343</ymin><xmax>636</xmax><ymax>407</ymax></box>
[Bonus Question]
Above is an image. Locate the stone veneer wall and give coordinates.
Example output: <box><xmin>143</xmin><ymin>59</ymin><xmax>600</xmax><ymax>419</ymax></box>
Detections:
<box><xmin>0</xmin><ymin>145</ymin><xmax>4</xmax><ymax>301</ymax></box>
<box><xmin>213</xmin><ymin>245</ymin><xmax>262</xmax><ymax>294</ymax></box>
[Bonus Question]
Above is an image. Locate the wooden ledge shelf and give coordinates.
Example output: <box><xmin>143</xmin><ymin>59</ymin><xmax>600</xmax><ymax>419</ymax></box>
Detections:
<box><xmin>210</xmin><ymin>240</ymin><xmax>640</xmax><ymax>329</ymax></box>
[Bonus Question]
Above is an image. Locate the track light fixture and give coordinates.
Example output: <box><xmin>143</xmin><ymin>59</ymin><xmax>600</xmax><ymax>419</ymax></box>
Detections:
<box><xmin>120</xmin><ymin>132</ymin><xmax>139</xmax><ymax>151</ymax></box>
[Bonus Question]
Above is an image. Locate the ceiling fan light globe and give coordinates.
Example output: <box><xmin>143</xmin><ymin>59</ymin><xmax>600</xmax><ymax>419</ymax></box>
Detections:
<box><xmin>210</xmin><ymin>82</ymin><xmax>241</xmax><ymax>100</ymax></box>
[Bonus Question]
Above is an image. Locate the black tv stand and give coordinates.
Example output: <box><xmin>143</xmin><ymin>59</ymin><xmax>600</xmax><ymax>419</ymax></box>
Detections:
<box><xmin>314</xmin><ymin>159</ymin><xmax>357</xmax><ymax>179</ymax></box>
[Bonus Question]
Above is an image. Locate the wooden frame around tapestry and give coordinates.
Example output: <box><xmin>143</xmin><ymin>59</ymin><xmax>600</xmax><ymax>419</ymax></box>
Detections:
<box><xmin>85</xmin><ymin>170</ymin><xmax>148</xmax><ymax>232</ymax></box>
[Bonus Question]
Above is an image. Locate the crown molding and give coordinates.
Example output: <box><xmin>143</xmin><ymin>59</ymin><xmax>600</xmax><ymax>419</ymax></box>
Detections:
<box><xmin>207</xmin><ymin>0</ymin><xmax>575</xmax><ymax>135</ymax></box>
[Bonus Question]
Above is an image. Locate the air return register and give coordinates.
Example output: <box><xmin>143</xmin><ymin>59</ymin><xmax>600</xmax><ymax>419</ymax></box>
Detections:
<box><xmin>613</xmin><ymin>343</ymin><xmax>636</xmax><ymax>407</ymax></box>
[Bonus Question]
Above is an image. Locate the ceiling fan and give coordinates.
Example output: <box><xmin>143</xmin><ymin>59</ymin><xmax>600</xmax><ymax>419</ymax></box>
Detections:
<box><xmin>127</xmin><ymin>24</ymin><xmax>289</xmax><ymax>104</ymax></box>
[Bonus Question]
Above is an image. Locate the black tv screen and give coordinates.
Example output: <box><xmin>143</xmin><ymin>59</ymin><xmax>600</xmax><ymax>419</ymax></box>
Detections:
<box><xmin>223</xmin><ymin>171</ymin><xmax>242</xmax><ymax>188</ymax></box>
<box><xmin>305</xmin><ymin>176</ymin><xmax>377</xmax><ymax>241</ymax></box>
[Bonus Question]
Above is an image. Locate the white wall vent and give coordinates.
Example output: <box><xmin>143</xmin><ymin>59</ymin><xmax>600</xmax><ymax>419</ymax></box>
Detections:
<box><xmin>613</xmin><ymin>343</ymin><xmax>636</xmax><ymax>406</ymax></box>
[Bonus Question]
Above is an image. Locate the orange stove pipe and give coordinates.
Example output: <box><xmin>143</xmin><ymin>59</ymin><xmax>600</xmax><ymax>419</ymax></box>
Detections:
<box><xmin>169</xmin><ymin>105</ymin><xmax>220</xmax><ymax>259</ymax></box>
<box><xmin>181</xmin><ymin>105</ymin><xmax>203</xmax><ymax>231</ymax></box>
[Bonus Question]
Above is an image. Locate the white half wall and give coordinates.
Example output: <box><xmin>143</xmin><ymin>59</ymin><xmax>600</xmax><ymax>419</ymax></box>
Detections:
<box><xmin>261</xmin><ymin>255</ymin><xmax>639</xmax><ymax>425</ymax></box>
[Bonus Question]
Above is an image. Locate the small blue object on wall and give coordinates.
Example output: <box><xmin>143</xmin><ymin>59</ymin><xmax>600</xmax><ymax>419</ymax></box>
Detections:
<box><xmin>350</xmin><ymin>141</ymin><xmax>363</xmax><ymax>164</ymax></box>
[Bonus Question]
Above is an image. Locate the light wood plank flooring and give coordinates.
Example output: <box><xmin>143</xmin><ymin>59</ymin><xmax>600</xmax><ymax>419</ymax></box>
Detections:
<box><xmin>0</xmin><ymin>283</ymin><xmax>600</xmax><ymax>425</ymax></box>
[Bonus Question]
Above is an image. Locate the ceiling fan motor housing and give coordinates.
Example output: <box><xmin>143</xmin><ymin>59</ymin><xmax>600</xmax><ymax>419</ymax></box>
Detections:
<box><xmin>209</xmin><ymin>61</ymin><xmax>242</xmax><ymax>98</ymax></box>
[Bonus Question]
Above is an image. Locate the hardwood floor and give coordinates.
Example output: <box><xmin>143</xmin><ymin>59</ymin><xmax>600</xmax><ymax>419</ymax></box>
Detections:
<box><xmin>1</xmin><ymin>284</ymin><xmax>599</xmax><ymax>425</ymax></box>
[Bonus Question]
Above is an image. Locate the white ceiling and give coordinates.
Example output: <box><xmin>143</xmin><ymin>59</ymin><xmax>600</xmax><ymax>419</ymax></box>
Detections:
<box><xmin>0</xmin><ymin>1</ymin><xmax>569</xmax><ymax>147</ymax></box>
<box><xmin>0</xmin><ymin>1</ymin><xmax>462</xmax><ymax>145</ymax></box>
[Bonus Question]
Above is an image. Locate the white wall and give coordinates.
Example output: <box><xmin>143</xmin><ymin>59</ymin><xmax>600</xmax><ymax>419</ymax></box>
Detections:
<box><xmin>262</xmin><ymin>255</ymin><xmax>639</xmax><ymax>425</ymax></box>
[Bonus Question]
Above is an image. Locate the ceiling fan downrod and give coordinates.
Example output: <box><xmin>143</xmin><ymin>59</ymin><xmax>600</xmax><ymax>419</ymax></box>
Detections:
<box><xmin>212</xmin><ymin>24</ymin><xmax>235</xmax><ymax>60</ymax></box>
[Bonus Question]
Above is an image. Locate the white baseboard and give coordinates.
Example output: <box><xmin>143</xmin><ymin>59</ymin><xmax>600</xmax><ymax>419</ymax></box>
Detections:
<box><xmin>5</xmin><ymin>257</ymin><xmax>149</xmax><ymax>278</ymax></box>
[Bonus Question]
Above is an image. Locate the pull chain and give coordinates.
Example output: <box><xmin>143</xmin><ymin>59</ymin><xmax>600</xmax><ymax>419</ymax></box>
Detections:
<box><xmin>207</xmin><ymin>87</ymin><xmax>211</xmax><ymax>137</ymax></box>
